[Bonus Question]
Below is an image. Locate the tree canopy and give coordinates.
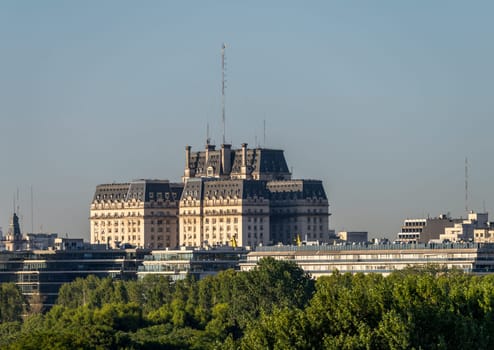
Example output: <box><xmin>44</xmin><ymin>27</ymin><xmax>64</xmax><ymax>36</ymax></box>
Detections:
<box><xmin>3</xmin><ymin>261</ymin><xmax>494</xmax><ymax>349</ymax></box>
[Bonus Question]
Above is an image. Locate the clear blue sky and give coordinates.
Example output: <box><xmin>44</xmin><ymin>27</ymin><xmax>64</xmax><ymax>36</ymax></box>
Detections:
<box><xmin>1</xmin><ymin>1</ymin><xmax>493</xmax><ymax>240</ymax></box>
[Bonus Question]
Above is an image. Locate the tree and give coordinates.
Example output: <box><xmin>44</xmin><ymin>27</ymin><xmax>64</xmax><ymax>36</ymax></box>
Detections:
<box><xmin>0</xmin><ymin>283</ymin><xmax>25</xmax><ymax>323</ymax></box>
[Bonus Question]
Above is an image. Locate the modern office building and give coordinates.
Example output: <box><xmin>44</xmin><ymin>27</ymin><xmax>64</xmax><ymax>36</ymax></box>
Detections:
<box><xmin>137</xmin><ymin>246</ymin><xmax>248</xmax><ymax>281</ymax></box>
<box><xmin>180</xmin><ymin>142</ymin><xmax>331</xmax><ymax>247</ymax></box>
<box><xmin>396</xmin><ymin>214</ymin><xmax>461</xmax><ymax>244</ymax></box>
<box><xmin>240</xmin><ymin>243</ymin><xmax>494</xmax><ymax>277</ymax></box>
<box><xmin>440</xmin><ymin>212</ymin><xmax>489</xmax><ymax>242</ymax></box>
<box><xmin>396</xmin><ymin>212</ymin><xmax>489</xmax><ymax>244</ymax></box>
<box><xmin>0</xmin><ymin>246</ymin><xmax>148</xmax><ymax>309</ymax></box>
<box><xmin>90</xmin><ymin>180</ymin><xmax>183</xmax><ymax>249</ymax></box>
<box><xmin>474</xmin><ymin>224</ymin><xmax>494</xmax><ymax>243</ymax></box>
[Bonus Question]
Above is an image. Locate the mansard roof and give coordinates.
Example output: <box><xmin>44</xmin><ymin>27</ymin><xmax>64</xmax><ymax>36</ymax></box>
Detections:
<box><xmin>181</xmin><ymin>178</ymin><xmax>327</xmax><ymax>201</ymax></box>
<box><xmin>181</xmin><ymin>178</ymin><xmax>270</xmax><ymax>201</ymax></box>
<box><xmin>267</xmin><ymin>179</ymin><xmax>328</xmax><ymax>200</ymax></box>
<box><xmin>187</xmin><ymin>145</ymin><xmax>290</xmax><ymax>180</ymax></box>
<box><xmin>93</xmin><ymin>180</ymin><xmax>183</xmax><ymax>202</ymax></box>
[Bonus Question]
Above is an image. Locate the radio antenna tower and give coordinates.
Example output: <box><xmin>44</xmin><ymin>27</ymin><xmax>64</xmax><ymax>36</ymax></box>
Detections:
<box><xmin>465</xmin><ymin>157</ymin><xmax>469</xmax><ymax>213</ymax></box>
<box><xmin>221</xmin><ymin>43</ymin><xmax>227</xmax><ymax>145</ymax></box>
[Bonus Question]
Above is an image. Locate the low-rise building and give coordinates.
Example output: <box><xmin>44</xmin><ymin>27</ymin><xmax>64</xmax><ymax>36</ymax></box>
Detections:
<box><xmin>440</xmin><ymin>212</ymin><xmax>489</xmax><ymax>242</ymax></box>
<box><xmin>0</xmin><ymin>247</ymin><xmax>149</xmax><ymax>309</ymax></box>
<box><xmin>240</xmin><ymin>243</ymin><xmax>494</xmax><ymax>277</ymax></box>
<box><xmin>396</xmin><ymin>214</ymin><xmax>462</xmax><ymax>244</ymax></box>
<box><xmin>137</xmin><ymin>246</ymin><xmax>248</xmax><ymax>281</ymax></box>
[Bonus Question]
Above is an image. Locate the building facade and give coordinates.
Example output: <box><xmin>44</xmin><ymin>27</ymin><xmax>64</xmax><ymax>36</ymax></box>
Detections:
<box><xmin>3</xmin><ymin>213</ymin><xmax>26</xmax><ymax>251</ymax></box>
<box><xmin>396</xmin><ymin>215</ymin><xmax>462</xmax><ymax>244</ymax></box>
<box><xmin>180</xmin><ymin>142</ymin><xmax>331</xmax><ymax>247</ymax></box>
<box><xmin>137</xmin><ymin>246</ymin><xmax>248</xmax><ymax>281</ymax></box>
<box><xmin>90</xmin><ymin>180</ymin><xmax>183</xmax><ymax>249</ymax></box>
<box><xmin>396</xmin><ymin>212</ymin><xmax>489</xmax><ymax>244</ymax></box>
<box><xmin>0</xmin><ymin>247</ymin><xmax>147</xmax><ymax>309</ymax></box>
<box><xmin>240</xmin><ymin>243</ymin><xmax>494</xmax><ymax>277</ymax></box>
<box><xmin>338</xmin><ymin>231</ymin><xmax>369</xmax><ymax>243</ymax></box>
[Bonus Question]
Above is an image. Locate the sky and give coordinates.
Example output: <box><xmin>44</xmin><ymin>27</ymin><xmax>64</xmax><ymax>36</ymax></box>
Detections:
<box><xmin>1</xmin><ymin>1</ymin><xmax>494</xmax><ymax>240</ymax></box>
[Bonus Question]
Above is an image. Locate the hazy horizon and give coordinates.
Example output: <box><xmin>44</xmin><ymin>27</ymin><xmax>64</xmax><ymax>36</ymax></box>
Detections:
<box><xmin>1</xmin><ymin>1</ymin><xmax>494</xmax><ymax>241</ymax></box>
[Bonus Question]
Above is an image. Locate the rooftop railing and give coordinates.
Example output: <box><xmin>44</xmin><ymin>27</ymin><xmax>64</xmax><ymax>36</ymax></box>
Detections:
<box><xmin>255</xmin><ymin>242</ymin><xmax>494</xmax><ymax>253</ymax></box>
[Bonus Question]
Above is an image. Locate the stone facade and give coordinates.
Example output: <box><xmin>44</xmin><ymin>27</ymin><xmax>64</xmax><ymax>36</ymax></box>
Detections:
<box><xmin>90</xmin><ymin>143</ymin><xmax>332</xmax><ymax>248</ymax></box>
<box><xmin>90</xmin><ymin>180</ymin><xmax>183</xmax><ymax>249</ymax></box>
<box><xmin>180</xmin><ymin>143</ymin><xmax>331</xmax><ymax>247</ymax></box>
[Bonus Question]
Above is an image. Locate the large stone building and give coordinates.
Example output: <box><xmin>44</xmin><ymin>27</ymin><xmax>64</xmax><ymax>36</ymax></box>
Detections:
<box><xmin>180</xmin><ymin>142</ymin><xmax>331</xmax><ymax>247</ymax></box>
<box><xmin>90</xmin><ymin>143</ymin><xmax>331</xmax><ymax>248</ymax></box>
<box><xmin>90</xmin><ymin>180</ymin><xmax>183</xmax><ymax>249</ymax></box>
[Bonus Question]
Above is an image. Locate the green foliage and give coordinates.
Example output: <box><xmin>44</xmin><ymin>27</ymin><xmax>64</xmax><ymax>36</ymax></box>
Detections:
<box><xmin>0</xmin><ymin>283</ymin><xmax>25</xmax><ymax>322</ymax></box>
<box><xmin>7</xmin><ymin>263</ymin><xmax>494</xmax><ymax>349</ymax></box>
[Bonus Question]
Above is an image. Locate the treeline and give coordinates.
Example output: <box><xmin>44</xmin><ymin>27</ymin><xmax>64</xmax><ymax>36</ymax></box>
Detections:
<box><xmin>2</xmin><ymin>261</ymin><xmax>494</xmax><ymax>349</ymax></box>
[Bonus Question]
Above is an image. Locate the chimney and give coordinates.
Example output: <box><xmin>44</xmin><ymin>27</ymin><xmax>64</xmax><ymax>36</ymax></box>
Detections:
<box><xmin>183</xmin><ymin>145</ymin><xmax>192</xmax><ymax>180</ymax></box>
<box><xmin>221</xmin><ymin>144</ymin><xmax>232</xmax><ymax>176</ymax></box>
<box><xmin>205</xmin><ymin>143</ymin><xmax>215</xmax><ymax>167</ymax></box>
<box><xmin>241</xmin><ymin>143</ymin><xmax>248</xmax><ymax>178</ymax></box>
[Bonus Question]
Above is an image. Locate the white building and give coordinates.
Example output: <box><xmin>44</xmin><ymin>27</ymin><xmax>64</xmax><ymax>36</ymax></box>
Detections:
<box><xmin>240</xmin><ymin>243</ymin><xmax>494</xmax><ymax>277</ymax></box>
<box><xmin>440</xmin><ymin>212</ymin><xmax>489</xmax><ymax>242</ymax></box>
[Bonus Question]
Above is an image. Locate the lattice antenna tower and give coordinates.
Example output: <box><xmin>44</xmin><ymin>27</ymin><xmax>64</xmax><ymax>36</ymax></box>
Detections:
<box><xmin>465</xmin><ymin>157</ymin><xmax>469</xmax><ymax>214</ymax></box>
<box><xmin>221</xmin><ymin>43</ymin><xmax>227</xmax><ymax>145</ymax></box>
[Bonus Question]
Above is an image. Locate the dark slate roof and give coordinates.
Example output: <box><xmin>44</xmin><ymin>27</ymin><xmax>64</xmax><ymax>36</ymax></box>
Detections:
<box><xmin>93</xmin><ymin>180</ymin><xmax>183</xmax><ymax>202</ymax></box>
<box><xmin>266</xmin><ymin>180</ymin><xmax>328</xmax><ymax>200</ymax></box>
<box><xmin>188</xmin><ymin>146</ymin><xmax>290</xmax><ymax>179</ymax></box>
<box><xmin>181</xmin><ymin>178</ymin><xmax>327</xmax><ymax>201</ymax></box>
<box><xmin>181</xmin><ymin>178</ymin><xmax>208</xmax><ymax>201</ymax></box>
<box><xmin>232</xmin><ymin>149</ymin><xmax>290</xmax><ymax>176</ymax></box>
<box><xmin>181</xmin><ymin>178</ymin><xmax>270</xmax><ymax>201</ymax></box>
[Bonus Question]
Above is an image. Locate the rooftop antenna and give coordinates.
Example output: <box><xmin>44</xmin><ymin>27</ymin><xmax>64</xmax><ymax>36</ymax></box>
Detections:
<box><xmin>16</xmin><ymin>187</ymin><xmax>20</xmax><ymax>215</ymax></box>
<box><xmin>221</xmin><ymin>43</ymin><xmax>227</xmax><ymax>144</ymax></box>
<box><xmin>465</xmin><ymin>157</ymin><xmax>469</xmax><ymax>214</ymax></box>
<box><xmin>206</xmin><ymin>122</ymin><xmax>211</xmax><ymax>145</ymax></box>
<box><xmin>263</xmin><ymin>119</ymin><xmax>266</xmax><ymax>147</ymax></box>
<box><xmin>31</xmin><ymin>185</ymin><xmax>34</xmax><ymax>234</ymax></box>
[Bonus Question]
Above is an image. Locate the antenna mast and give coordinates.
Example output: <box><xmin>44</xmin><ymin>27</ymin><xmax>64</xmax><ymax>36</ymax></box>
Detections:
<box><xmin>31</xmin><ymin>185</ymin><xmax>34</xmax><ymax>233</ymax></box>
<box><xmin>206</xmin><ymin>122</ymin><xmax>210</xmax><ymax>145</ymax></box>
<box><xmin>263</xmin><ymin>119</ymin><xmax>266</xmax><ymax>147</ymax></box>
<box><xmin>221</xmin><ymin>43</ymin><xmax>226</xmax><ymax>144</ymax></box>
<box><xmin>465</xmin><ymin>157</ymin><xmax>469</xmax><ymax>213</ymax></box>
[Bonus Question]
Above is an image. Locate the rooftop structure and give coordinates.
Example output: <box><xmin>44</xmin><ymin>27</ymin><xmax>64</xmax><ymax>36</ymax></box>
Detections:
<box><xmin>338</xmin><ymin>231</ymin><xmax>368</xmax><ymax>244</ymax></box>
<box><xmin>183</xmin><ymin>143</ymin><xmax>291</xmax><ymax>181</ymax></box>
<box><xmin>3</xmin><ymin>213</ymin><xmax>26</xmax><ymax>251</ymax></box>
<box><xmin>396</xmin><ymin>214</ymin><xmax>462</xmax><ymax>244</ymax></box>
